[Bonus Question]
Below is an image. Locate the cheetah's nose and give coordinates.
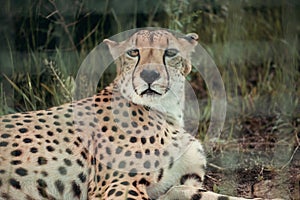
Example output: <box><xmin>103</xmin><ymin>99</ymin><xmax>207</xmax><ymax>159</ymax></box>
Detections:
<box><xmin>140</xmin><ymin>69</ymin><xmax>160</xmax><ymax>84</ymax></box>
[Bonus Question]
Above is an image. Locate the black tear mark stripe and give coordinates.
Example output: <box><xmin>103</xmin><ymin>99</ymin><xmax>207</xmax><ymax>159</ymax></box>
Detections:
<box><xmin>72</xmin><ymin>181</ymin><xmax>81</xmax><ymax>198</ymax></box>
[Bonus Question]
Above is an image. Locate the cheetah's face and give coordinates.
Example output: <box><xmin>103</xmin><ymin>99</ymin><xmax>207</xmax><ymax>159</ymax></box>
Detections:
<box><xmin>104</xmin><ymin>30</ymin><xmax>198</xmax><ymax>110</ymax></box>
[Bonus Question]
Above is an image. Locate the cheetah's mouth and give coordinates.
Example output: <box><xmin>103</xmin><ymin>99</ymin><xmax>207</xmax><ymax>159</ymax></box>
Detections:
<box><xmin>140</xmin><ymin>88</ymin><xmax>162</xmax><ymax>96</ymax></box>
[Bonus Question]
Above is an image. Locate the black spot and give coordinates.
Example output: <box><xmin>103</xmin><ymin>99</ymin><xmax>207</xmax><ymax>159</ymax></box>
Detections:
<box><xmin>98</xmin><ymin>163</ymin><xmax>102</xmax><ymax>171</ymax></box>
<box><xmin>142</xmin><ymin>125</ymin><xmax>149</xmax><ymax>130</ymax></box>
<box><xmin>139</xmin><ymin>178</ymin><xmax>150</xmax><ymax>186</ymax></box>
<box><xmin>143</xmin><ymin>161</ymin><xmax>151</xmax><ymax>169</ymax></box>
<box><xmin>113</xmin><ymin>171</ymin><xmax>119</xmax><ymax>177</ymax></box>
<box><xmin>78</xmin><ymin>172</ymin><xmax>86</xmax><ymax>183</ymax></box>
<box><xmin>131</xmin><ymin>121</ymin><xmax>138</xmax><ymax>128</ymax></box>
<box><xmin>46</xmin><ymin>146</ymin><xmax>55</xmax><ymax>152</ymax></box>
<box><xmin>121</xmin><ymin>122</ymin><xmax>129</xmax><ymax>128</ymax></box>
<box><xmin>103</xmin><ymin>116</ymin><xmax>110</xmax><ymax>121</ymax></box>
<box><xmin>1</xmin><ymin>133</ymin><xmax>10</xmax><ymax>138</ymax></box>
<box><xmin>34</xmin><ymin>125</ymin><xmax>42</xmax><ymax>130</ymax></box>
<box><xmin>35</xmin><ymin>134</ymin><xmax>43</xmax><ymax>138</ymax></box>
<box><xmin>128</xmin><ymin>190</ymin><xmax>138</xmax><ymax>196</ymax></box>
<box><xmin>54</xmin><ymin>180</ymin><xmax>65</xmax><ymax>195</ymax></box>
<box><xmin>119</xmin><ymin>134</ymin><xmax>125</xmax><ymax>140</ymax></box>
<box><xmin>81</xmin><ymin>151</ymin><xmax>87</xmax><ymax>159</ymax></box>
<box><xmin>97</xmin><ymin>175</ymin><xmax>101</xmax><ymax>183</ymax></box>
<box><xmin>141</xmin><ymin>137</ymin><xmax>147</xmax><ymax>144</ymax></box>
<box><xmin>56</xmin><ymin>128</ymin><xmax>63</xmax><ymax>133</ymax></box>
<box><xmin>169</xmin><ymin>157</ymin><xmax>174</xmax><ymax>169</ymax></box>
<box><xmin>53</xmin><ymin>115</ymin><xmax>59</xmax><ymax>119</ymax></box>
<box><xmin>149</xmin><ymin>136</ymin><xmax>155</xmax><ymax>144</ymax></box>
<box><xmin>41</xmin><ymin>171</ymin><xmax>48</xmax><ymax>177</ymax></box>
<box><xmin>91</xmin><ymin>157</ymin><xmax>96</xmax><ymax>165</ymax></box>
<box><xmin>130</xmin><ymin>136</ymin><xmax>137</xmax><ymax>143</ymax></box>
<box><xmin>139</xmin><ymin>117</ymin><xmax>144</xmax><ymax>122</ymax></box>
<box><xmin>101</xmin><ymin>180</ymin><xmax>106</xmax><ymax>186</ymax></box>
<box><xmin>53</xmin><ymin>121</ymin><xmax>61</xmax><ymax>126</ymax></box>
<box><xmin>58</xmin><ymin>166</ymin><xmax>67</xmax><ymax>175</ymax></box>
<box><xmin>37</xmin><ymin>179</ymin><xmax>47</xmax><ymax>188</ymax></box>
<box><xmin>9</xmin><ymin>178</ymin><xmax>21</xmax><ymax>189</ymax></box>
<box><xmin>135</xmin><ymin>151</ymin><xmax>142</xmax><ymax>159</ymax></box>
<box><xmin>19</xmin><ymin>128</ymin><xmax>28</xmax><ymax>133</ymax></box>
<box><xmin>53</xmin><ymin>139</ymin><xmax>59</xmax><ymax>145</ymax></box>
<box><xmin>102</xmin><ymin>126</ymin><xmax>107</xmax><ymax>132</ymax></box>
<box><xmin>154</xmin><ymin>149</ymin><xmax>160</xmax><ymax>156</ymax></box>
<box><xmin>132</xmin><ymin>110</ymin><xmax>137</xmax><ymax>116</ymax></box>
<box><xmin>138</xmin><ymin>109</ymin><xmax>143</xmax><ymax>116</ymax></box>
<box><xmin>15</xmin><ymin>167</ymin><xmax>28</xmax><ymax>176</ymax></box>
<box><xmin>105</xmin><ymin>173</ymin><xmax>110</xmax><ymax>180</ymax></box>
<box><xmin>120</xmin><ymin>181</ymin><xmax>130</xmax><ymax>185</ymax></box>
<box><xmin>38</xmin><ymin>118</ymin><xmax>46</xmax><ymax>123</ymax></box>
<box><xmin>38</xmin><ymin>157</ymin><xmax>47</xmax><ymax>165</ymax></box>
<box><xmin>125</xmin><ymin>150</ymin><xmax>132</xmax><ymax>157</ymax></box>
<box><xmin>95</xmin><ymin>97</ymin><xmax>101</xmax><ymax>102</ymax></box>
<box><xmin>128</xmin><ymin>168</ymin><xmax>137</xmax><ymax>177</ymax></box>
<box><xmin>64</xmin><ymin>113</ymin><xmax>71</xmax><ymax>118</ymax></box>
<box><xmin>163</xmin><ymin>150</ymin><xmax>169</xmax><ymax>156</ymax></box>
<box><xmin>11</xmin><ymin>160</ymin><xmax>22</xmax><ymax>165</ymax></box>
<box><xmin>103</xmin><ymin>98</ymin><xmax>109</xmax><ymax>102</ymax></box>
<box><xmin>66</xmin><ymin>148</ymin><xmax>73</xmax><ymax>155</ymax></box>
<box><xmin>111</xmin><ymin>126</ymin><xmax>118</xmax><ymax>132</ymax></box>
<box><xmin>63</xmin><ymin>137</ymin><xmax>70</xmax><ymax>143</ymax></box>
<box><xmin>63</xmin><ymin>158</ymin><xmax>72</xmax><ymax>166</ymax></box>
<box><xmin>11</xmin><ymin>149</ymin><xmax>22</xmax><ymax>156</ymax></box>
<box><xmin>72</xmin><ymin>181</ymin><xmax>81</xmax><ymax>198</ymax></box>
<box><xmin>158</xmin><ymin>168</ymin><xmax>164</xmax><ymax>181</ymax></box>
<box><xmin>118</xmin><ymin>161</ymin><xmax>126</xmax><ymax>169</ymax></box>
<box><xmin>115</xmin><ymin>146</ymin><xmax>123</xmax><ymax>154</ymax></box>
<box><xmin>0</xmin><ymin>142</ymin><xmax>8</xmax><ymax>147</ymax></box>
<box><xmin>115</xmin><ymin>191</ymin><xmax>123</xmax><ymax>196</ymax></box>
<box><xmin>106</xmin><ymin>147</ymin><xmax>111</xmax><ymax>155</ymax></box>
<box><xmin>107</xmin><ymin>188</ymin><xmax>116</xmax><ymax>196</ymax></box>
<box><xmin>47</xmin><ymin>131</ymin><xmax>54</xmax><ymax>136</ymax></box>
<box><xmin>180</xmin><ymin>173</ymin><xmax>202</xmax><ymax>185</ymax></box>
<box><xmin>5</xmin><ymin>124</ymin><xmax>14</xmax><ymax>128</ymax></box>
<box><xmin>23</xmin><ymin>138</ymin><xmax>32</xmax><ymax>143</ymax></box>
<box><xmin>191</xmin><ymin>193</ymin><xmax>202</xmax><ymax>200</ymax></box>
<box><xmin>108</xmin><ymin>136</ymin><xmax>114</xmax><ymax>142</ymax></box>
<box><xmin>76</xmin><ymin>159</ymin><xmax>84</xmax><ymax>167</ymax></box>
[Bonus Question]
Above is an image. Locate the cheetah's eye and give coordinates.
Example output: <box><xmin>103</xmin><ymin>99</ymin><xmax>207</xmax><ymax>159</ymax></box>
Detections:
<box><xmin>127</xmin><ymin>49</ymin><xmax>139</xmax><ymax>57</ymax></box>
<box><xmin>164</xmin><ymin>48</ymin><xmax>179</xmax><ymax>57</ymax></box>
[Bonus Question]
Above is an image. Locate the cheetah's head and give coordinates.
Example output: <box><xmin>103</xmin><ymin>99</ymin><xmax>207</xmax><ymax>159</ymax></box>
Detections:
<box><xmin>104</xmin><ymin>30</ymin><xmax>198</xmax><ymax>124</ymax></box>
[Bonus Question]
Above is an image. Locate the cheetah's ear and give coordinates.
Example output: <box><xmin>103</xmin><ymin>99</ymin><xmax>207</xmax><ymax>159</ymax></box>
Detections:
<box><xmin>182</xmin><ymin>33</ymin><xmax>198</xmax><ymax>46</ymax></box>
<box><xmin>103</xmin><ymin>39</ymin><xmax>120</xmax><ymax>60</ymax></box>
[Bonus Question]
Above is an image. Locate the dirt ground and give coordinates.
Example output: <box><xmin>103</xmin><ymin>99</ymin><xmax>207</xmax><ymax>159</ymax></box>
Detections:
<box><xmin>203</xmin><ymin>116</ymin><xmax>300</xmax><ymax>200</ymax></box>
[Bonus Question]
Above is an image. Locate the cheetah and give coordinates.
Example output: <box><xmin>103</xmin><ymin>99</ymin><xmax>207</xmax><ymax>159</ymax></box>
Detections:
<box><xmin>0</xmin><ymin>29</ymin><xmax>275</xmax><ymax>200</ymax></box>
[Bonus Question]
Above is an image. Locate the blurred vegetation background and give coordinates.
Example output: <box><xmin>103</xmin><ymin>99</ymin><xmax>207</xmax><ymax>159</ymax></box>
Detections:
<box><xmin>0</xmin><ymin>0</ymin><xmax>299</xmax><ymax>199</ymax></box>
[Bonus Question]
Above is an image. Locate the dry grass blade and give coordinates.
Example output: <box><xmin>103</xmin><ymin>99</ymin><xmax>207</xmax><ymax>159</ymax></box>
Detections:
<box><xmin>2</xmin><ymin>73</ymin><xmax>35</xmax><ymax>110</ymax></box>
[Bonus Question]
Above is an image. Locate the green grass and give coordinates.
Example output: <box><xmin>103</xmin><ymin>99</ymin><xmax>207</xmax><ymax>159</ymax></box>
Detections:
<box><xmin>0</xmin><ymin>0</ymin><xmax>299</xmax><ymax>199</ymax></box>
